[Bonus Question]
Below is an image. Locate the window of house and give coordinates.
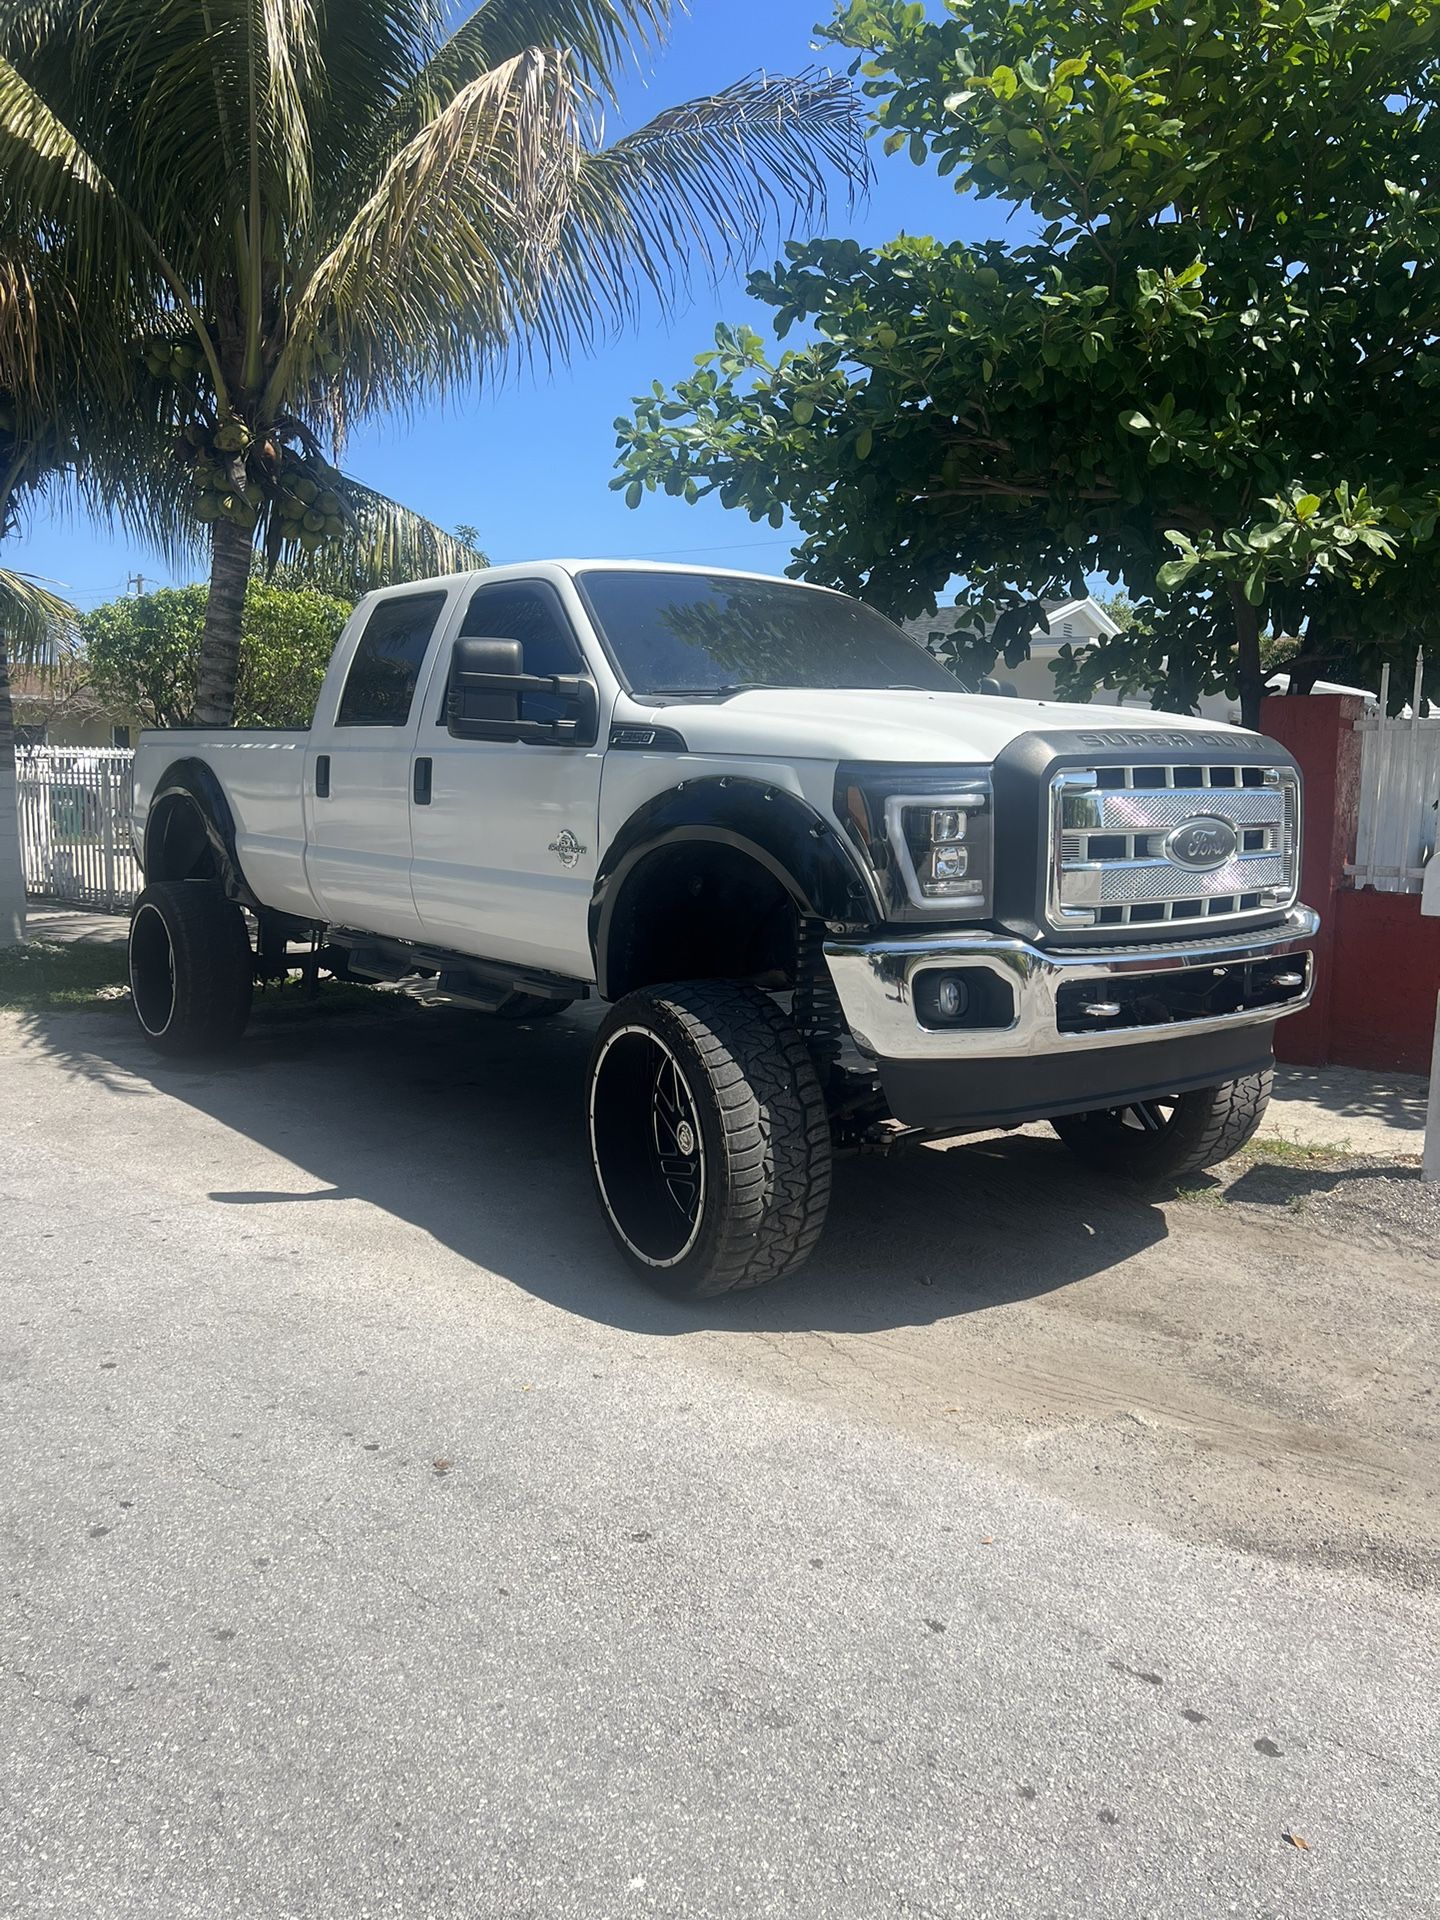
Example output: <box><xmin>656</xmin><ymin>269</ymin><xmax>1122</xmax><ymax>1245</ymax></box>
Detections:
<box><xmin>445</xmin><ymin>581</ymin><xmax>586</xmax><ymax>724</ymax></box>
<box><xmin>111</xmin><ymin>725</ymin><xmax>131</xmax><ymax>750</ymax></box>
<box><xmin>336</xmin><ymin>591</ymin><xmax>449</xmax><ymax>727</ymax></box>
<box><xmin>14</xmin><ymin>724</ymin><xmax>46</xmax><ymax>749</ymax></box>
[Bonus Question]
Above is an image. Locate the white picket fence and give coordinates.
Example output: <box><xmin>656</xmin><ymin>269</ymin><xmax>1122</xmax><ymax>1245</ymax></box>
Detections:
<box><xmin>1349</xmin><ymin>656</ymin><xmax>1440</xmax><ymax>892</ymax></box>
<box><xmin>16</xmin><ymin>746</ymin><xmax>141</xmax><ymax>911</ymax></box>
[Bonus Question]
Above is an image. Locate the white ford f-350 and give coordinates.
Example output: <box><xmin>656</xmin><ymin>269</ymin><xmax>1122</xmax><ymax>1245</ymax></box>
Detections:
<box><xmin>129</xmin><ymin>560</ymin><xmax>1318</xmax><ymax>1297</ymax></box>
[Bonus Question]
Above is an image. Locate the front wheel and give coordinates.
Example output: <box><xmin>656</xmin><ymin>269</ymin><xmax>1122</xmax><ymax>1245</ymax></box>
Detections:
<box><xmin>587</xmin><ymin>982</ymin><xmax>832</xmax><ymax>1299</ymax></box>
<box><xmin>128</xmin><ymin>880</ymin><xmax>253</xmax><ymax>1057</ymax></box>
<box><xmin>1049</xmin><ymin>1069</ymin><xmax>1272</xmax><ymax>1181</ymax></box>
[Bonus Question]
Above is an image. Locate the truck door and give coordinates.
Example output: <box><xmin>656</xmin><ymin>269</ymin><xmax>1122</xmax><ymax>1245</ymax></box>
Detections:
<box><xmin>304</xmin><ymin>587</ymin><xmax>451</xmax><ymax>937</ymax></box>
<box><xmin>407</xmin><ymin>578</ymin><xmax>607</xmax><ymax>978</ymax></box>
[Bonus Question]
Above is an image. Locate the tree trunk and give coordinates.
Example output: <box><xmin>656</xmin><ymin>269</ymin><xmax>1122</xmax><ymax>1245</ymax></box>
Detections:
<box><xmin>1288</xmin><ymin>613</ymin><xmax>1331</xmax><ymax>697</ymax></box>
<box><xmin>0</xmin><ymin>636</ymin><xmax>26</xmax><ymax>945</ymax></box>
<box><xmin>1230</xmin><ymin>586</ymin><xmax>1264</xmax><ymax>731</ymax></box>
<box><xmin>193</xmin><ymin>516</ymin><xmax>252</xmax><ymax>726</ymax></box>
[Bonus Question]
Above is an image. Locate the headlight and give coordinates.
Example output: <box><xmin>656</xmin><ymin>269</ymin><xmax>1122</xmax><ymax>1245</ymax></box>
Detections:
<box><xmin>835</xmin><ymin>764</ymin><xmax>994</xmax><ymax>920</ymax></box>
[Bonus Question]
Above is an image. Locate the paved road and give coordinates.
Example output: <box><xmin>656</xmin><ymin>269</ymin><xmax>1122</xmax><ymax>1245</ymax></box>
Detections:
<box><xmin>2</xmin><ymin>997</ymin><xmax>1436</xmax><ymax>1919</ymax></box>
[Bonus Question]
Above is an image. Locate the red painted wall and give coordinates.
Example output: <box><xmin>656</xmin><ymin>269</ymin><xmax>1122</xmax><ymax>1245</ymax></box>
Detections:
<box><xmin>1328</xmin><ymin>889</ymin><xmax>1440</xmax><ymax>1075</ymax></box>
<box><xmin>1261</xmin><ymin>694</ymin><xmax>1438</xmax><ymax>1075</ymax></box>
<box><xmin>1261</xmin><ymin>695</ymin><xmax>1365</xmax><ymax>1067</ymax></box>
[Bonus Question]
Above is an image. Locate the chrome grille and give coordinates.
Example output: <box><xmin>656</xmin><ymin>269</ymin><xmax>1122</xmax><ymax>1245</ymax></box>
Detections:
<box><xmin>1049</xmin><ymin>762</ymin><xmax>1300</xmax><ymax>931</ymax></box>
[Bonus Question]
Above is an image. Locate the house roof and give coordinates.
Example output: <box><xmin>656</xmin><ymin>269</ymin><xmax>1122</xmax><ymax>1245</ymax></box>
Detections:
<box><xmin>9</xmin><ymin>667</ymin><xmax>115</xmax><ymax>720</ymax></box>
<box><xmin>907</xmin><ymin>594</ymin><xmax>1120</xmax><ymax>643</ymax></box>
<box><xmin>1040</xmin><ymin>596</ymin><xmax>1122</xmax><ymax>639</ymax></box>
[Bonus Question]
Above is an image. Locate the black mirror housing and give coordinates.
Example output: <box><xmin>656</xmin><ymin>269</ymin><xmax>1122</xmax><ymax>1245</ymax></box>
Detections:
<box><xmin>446</xmin><ymin>635</ymin><xmax>599</xmax><ymax>746</ymax></box>
<box><xmin>451</xmin><ymin>636</ymin><xmax>525</xmax><ymax>725</ymax></box>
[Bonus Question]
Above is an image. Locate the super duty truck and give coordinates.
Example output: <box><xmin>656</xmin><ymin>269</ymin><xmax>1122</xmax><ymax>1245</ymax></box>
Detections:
<box><xmin>129</xmin><ymin>561</ymin><xmax>1318</xmax><ymax>1298</ymax></box>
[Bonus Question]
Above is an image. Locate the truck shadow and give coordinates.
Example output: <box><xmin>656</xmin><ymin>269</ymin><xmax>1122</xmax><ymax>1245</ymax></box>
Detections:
<box><xmin>18</xmin><ymin>998</ymin><xmax>1171</xmax><ymax>1337</ymax></box>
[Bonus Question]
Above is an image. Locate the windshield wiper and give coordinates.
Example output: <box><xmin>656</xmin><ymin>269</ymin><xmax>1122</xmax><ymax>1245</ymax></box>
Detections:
<box><xmin>644</xmin><ymin>683</ymin><xmax>759</xmax><ymax>700</ymax></box>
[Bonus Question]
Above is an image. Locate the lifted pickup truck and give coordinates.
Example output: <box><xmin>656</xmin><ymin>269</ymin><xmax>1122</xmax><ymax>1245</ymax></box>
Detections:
<box><xmin>129</xmin><ymin>561</ymin><xmax>1317</xmax><ymax>1297</ymax></box>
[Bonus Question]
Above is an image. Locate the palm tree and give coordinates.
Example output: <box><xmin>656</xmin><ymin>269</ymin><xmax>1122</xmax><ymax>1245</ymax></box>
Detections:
<box><xmin>0</xmin><ymin>1</ymin><xmax>865</xmax><ymax>725</ymax></box>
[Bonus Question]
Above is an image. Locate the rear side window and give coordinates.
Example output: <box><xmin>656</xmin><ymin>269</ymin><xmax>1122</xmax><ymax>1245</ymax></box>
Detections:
<box><xmin>446</xmin><ymin>581</ymin><xmax>586</xmax><ymax>724</ymax></box>
<box><xmin>337</xmin><ymin>591</ymin><xmax>448</xmax><ymax>727</ymax></box>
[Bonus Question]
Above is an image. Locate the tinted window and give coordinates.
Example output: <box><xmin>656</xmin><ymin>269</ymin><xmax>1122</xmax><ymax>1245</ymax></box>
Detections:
<box><xmin>448</xmin><ymin>581</ymin><xmax>585</xmax><ymax>724</ymax></box>
<box><xmin>337</xmin><ymin>591</ymin><xmax>448</xmax><ymax>726</ymax></box>
<box><xmin>576</xmin><ymin>569</ymin><xmax>956</xmax><ymax>697</ymax></box>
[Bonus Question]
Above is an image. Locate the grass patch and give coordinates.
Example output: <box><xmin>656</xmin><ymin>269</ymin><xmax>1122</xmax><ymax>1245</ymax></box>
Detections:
<box><xmin>0</xmin><ymin>939</ymin><xmax>410</xmax><ymax>1021</ymax></box>
<box><xmin>1174</xmin><ymin>1183</ymin><xmax>1227</xmax><ymax>1207</ymax></box>
<box><xmin>1242</xmin><ymin>1134</ymin><xmax>1356</xmax><ymax>1168</ymax></box>
<box><xmin>251</xmin><ymin>976</ymin><xmax>411</xmax><ymax>1023</ymax></box>
<box><xmin>0</xmin><ymin>940</ymin><xmax>129</xmax><ymax>1011</ymax></box>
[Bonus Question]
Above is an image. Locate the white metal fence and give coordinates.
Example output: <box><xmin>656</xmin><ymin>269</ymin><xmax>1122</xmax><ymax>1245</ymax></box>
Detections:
<box><xmin>1349</xmin><ymin>655</ymin><xmax>1440</xmax><ymax>892</ymax></box>
<box><xmin>16</xmin><ymin>746</ymin><xmax>141</xmax><ymax>911</ymax></box>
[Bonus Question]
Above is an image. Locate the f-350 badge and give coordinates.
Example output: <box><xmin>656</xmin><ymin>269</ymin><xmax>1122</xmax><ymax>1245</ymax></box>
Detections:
<box><xmin>548</xmin><ymin>829</ymin><xmax>586</xmax><ymax>869</ymax></box>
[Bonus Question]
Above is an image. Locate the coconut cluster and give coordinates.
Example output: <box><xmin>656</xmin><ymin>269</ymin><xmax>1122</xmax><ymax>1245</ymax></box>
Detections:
<box><xmin>145</xmin><ymin>336</ymin><xmax>349</xmax><ymax>553</ymax></box>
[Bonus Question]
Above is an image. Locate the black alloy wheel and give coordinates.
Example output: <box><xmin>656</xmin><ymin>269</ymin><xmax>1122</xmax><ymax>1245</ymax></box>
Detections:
<box><xmin>127</xmin><ymin>880</ymin><xmax>253</xmax><ymax>1057</ymax></box>
<box><xmin>586</xmin><ymin>981</ymin><xmax>832</xmax><ymax>1299</ymax></box>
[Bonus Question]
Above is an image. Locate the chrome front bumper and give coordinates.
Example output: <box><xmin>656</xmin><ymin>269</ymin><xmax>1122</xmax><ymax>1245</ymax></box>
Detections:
<box><xmin>824</xmin><ymin>906</ymin><xmax>1319</xmax><ymax>1062</ymax></box>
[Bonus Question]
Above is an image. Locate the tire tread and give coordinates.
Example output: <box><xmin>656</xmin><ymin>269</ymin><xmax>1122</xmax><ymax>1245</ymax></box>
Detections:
<box><xmin>590</xmin><ymin>981</ymin><xmax>832</xmax><ymax>1298</ymax></box>
<box><xmin>1050</xmin><ymin>1068</ymin><xmax>1273</xmax><ymax>1181</ymax></box>
<box><xmin>129</xmin><ymin>880</ymin><xmax>253</xmax><ymax>1057</ymax></box>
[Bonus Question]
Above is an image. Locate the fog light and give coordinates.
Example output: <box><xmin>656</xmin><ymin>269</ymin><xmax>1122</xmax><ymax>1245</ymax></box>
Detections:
<box><xmin>914</xmin><ymin>967</ymin><xmax>1016</xmax><ymax>1030</ymax></box>
<box><xmin>935</xmin><ymin>975</ymin><xmax>968</xmax><ymax>1019</ymax></box>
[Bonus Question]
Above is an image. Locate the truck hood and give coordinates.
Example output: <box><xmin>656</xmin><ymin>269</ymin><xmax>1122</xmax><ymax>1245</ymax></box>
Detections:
<box><xmin>616</xmin><ymin>686</ymin><xmax>1265</xmax><ymax>764</ymax></box>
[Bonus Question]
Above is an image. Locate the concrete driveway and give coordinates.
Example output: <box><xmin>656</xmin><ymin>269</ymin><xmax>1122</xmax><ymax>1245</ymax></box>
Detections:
<box><xmin>1</xmin><ymin>993</ymin><xmax>1436</xmax><ymax>1919</ymax></box>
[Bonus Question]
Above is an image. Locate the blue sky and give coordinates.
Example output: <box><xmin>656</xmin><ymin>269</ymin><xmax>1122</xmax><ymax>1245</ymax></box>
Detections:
<box><xmin>17</xmin><ymin>0</ymin><xmax>1001</xmax><ymax>611</ymax></box>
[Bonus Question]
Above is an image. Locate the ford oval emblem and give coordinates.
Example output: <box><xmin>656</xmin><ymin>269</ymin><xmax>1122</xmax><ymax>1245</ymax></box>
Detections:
<box><xmin>1164</xmin><ymin>816</ymin><xmax>1239</xmax><ymax>871</ymax></box>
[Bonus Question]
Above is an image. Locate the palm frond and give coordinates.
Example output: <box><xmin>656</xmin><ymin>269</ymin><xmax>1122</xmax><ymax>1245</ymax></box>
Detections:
<box><xmin>280</xmin><ymin>45</ymin><xmax>579</xmax><ymax>414</ymax></box>
<box><xmin>395</xmin><ymin>0</ymin><xmax>670</xmax><ymax>118</ymax></box>
<box><xmin>249</xmin><ymin>0</ymin><xmax>323</xmax><ymax>228</ymax></box>
<box><xmin>0</xmin><ymin>49</ymin><xmax>123</xmax><ymax>264</ymax></box>
<box><xmin>547</xmin><ymin>71</ymin><xmax>870</xmax><ymax>336</ymax></box>
<box><xmin>0</xmin><ymin>565</ymin><xmax>78</xmax><ymax>666</ymax></box>
<box><xmin>291</xmin><ymin>58</ymin><xmax>867</xmax><ymax>420</ymax></box>
<box><xmin>280</xmin><ymin>480</ymin><xmax>487</xmax><ymax>599</ymax></box>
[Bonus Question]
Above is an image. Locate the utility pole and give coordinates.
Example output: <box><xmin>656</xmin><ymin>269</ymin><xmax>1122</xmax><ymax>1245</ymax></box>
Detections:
<box><xmin>126</xmin><ymin>572</ymin><xmax>148</xmax><ymax>597</ymax></box>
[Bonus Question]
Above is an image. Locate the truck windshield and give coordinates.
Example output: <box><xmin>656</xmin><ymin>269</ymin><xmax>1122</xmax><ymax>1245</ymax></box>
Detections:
<box><xmin>575</xmin><ymin>568</ymin><xmax>959</xmax><ymax>697</ymax></box>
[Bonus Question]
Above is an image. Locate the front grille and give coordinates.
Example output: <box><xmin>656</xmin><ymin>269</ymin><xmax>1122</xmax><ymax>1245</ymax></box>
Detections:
<box><xmin>1049</xmin><ymin>762</ymin><xmax>1300</xmax><ymax>932</ymax></box>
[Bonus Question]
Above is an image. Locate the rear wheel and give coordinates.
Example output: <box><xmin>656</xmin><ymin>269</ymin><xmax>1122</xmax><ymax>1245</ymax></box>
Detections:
<box><xmin>587</xmin><ymin>982</ymin><xmax>832</xmax><ymax>1299</ymax></box>
<box><xmin>128</xmin><ymin>880</ymin><xmax>253</xmax><ymax>1057</ymax></box>
<box><xmin>1049</xmin><ymin>1069</ymin><xmax>1272</xmax><ymax>1181</ymax></box>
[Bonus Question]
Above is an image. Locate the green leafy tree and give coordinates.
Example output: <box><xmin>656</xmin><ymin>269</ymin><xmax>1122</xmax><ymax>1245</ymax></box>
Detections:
<box><xmin>616</xmin><ymin>0</ymin><xmax>1440</xmax><ymax>724</ymax></box>
<box><xmin>84</xmin><ymin>580</ymin><xmax>353</xmax><ymax>731</ymax></box>
<box><xmin>1</xmin><ymin>0</ymin><xmax>865</xmax><ymax>727</ymax></box>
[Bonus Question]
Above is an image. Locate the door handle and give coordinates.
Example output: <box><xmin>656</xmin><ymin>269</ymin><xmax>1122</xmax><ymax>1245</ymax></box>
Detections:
<box><xmin>315</xmin><ymin>753</ymin><xmax>330</xmax><ymax>799</ymax></box>
<box><xmin>413</xmin><ymin>757</ymin><xmax>433</xmax><ymax>806</ymax></box>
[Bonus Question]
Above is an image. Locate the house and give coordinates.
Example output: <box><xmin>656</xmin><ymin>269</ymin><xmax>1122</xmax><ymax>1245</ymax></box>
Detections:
<box><xmin>903</xmin><ymin>595</ymin><xmax>1375</xmax><ymax>719</ymax></box>
<box><xmin>904</xmin><ymin>596</ymin><xmax>1121</xmax><ymax>704</ymax></box>
<box><xmin>9</xmin><ymin>666</ymin><xmax>141</xmax><ymax>750</ymax></box>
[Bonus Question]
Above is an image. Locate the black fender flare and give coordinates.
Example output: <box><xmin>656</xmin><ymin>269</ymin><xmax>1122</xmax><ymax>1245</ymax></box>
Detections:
<box><xmin>588</xmin><ymin>776</ymin><xmax>881</xmax><ymax>999</ymax></box>
<box><xmin>142</xmin><ymin>758</ymin><xmax>261</xmax><ymax>912</ymax></box>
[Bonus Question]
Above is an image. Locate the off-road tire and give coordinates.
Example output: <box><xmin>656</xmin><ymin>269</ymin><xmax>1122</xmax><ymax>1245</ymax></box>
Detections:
<box><xmin>1049</xmin><ymin>1069</ymin><xmax>1272</xmax><ymax>1181</ymax></box>
<box><xmin>587</xmin><ymin>981</ymin><xmax>832</xmax><ymax>1299</ymax></box>
<box><xmin>128</xmin><ymin>880</ymin><xmax>253</xmax><ymax>1057</ymax></box>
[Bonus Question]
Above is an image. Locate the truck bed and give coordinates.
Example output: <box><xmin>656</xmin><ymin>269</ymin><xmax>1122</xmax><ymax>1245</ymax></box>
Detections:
<box><xmin>133</xmin><ymin>729</ymin><xmax>318</xmax><ymax>922</ymax></box>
